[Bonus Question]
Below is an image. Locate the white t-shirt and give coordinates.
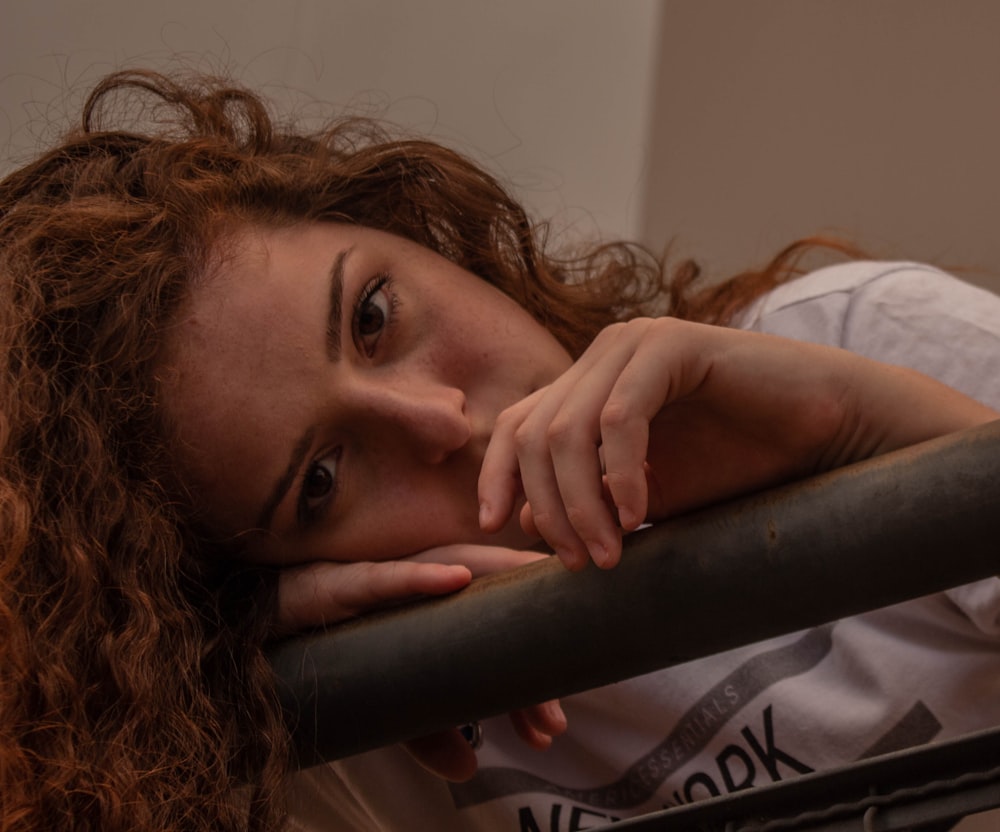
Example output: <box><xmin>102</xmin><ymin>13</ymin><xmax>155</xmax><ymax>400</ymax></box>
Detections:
<box><xmin>285</xmin><ymin>262</ymin><xmax>1000</xmax><ymax>831</ymax></box>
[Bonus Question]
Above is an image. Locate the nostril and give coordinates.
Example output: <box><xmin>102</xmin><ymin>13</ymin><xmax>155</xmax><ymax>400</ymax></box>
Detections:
<box><xmin>406</xmin><ymin>388</ymin><xmax>472</xmax><ymax>464</ymax></box>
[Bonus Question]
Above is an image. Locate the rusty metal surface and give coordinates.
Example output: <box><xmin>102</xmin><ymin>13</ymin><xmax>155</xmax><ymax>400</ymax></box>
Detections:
<box><xmin>267</xmin><ymin>420</ymin><xmax>1000</xmax><ymax>767</ymax></box>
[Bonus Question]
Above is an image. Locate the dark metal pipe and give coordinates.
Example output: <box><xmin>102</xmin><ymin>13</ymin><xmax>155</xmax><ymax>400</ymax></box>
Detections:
<box><xmin>268</xmin><ymin>420</ymin><xmax>1000</xmax><ymax>767</ymax></box>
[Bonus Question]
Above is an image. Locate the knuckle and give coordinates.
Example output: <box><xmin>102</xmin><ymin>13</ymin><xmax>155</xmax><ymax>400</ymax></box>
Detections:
<box><xmin>603</xmin><ymin>470</ymin><xmax>633</xmax><ymax>493</ymax></box>
<box><xmin>646</xmin><ymin>315</ymin><xmax>684</xmax><ymax>341</ymax></box>
<box><xmin>493</xmin><ymin>405</ymin><xmax>520</xmax><ymax>432</ymax></box>
<box><xmin>594</xmin><ymin>321</ymin><xmax>627</xmax><ymax>342</ymax></box>
<box><xmin>623</xmin><ymin>317</ymin><xmax>654</xmax><ymax>337</ymax></box>
<box><xmin>512</xmin><ymin>424</ymin><xmax>537</xmax><ymax>454</ymax></box>
<box><xmin>600</xmin><ymin>399</ymin><xmax>634</xmax><ymax>432</ymax></box>
<box><xmin>564</xmin><ymin>504</ymin><xmax>592</xmax><ymax>531</ymax></box>
<box><xmin>545</xmin><ymin>416</ymin><xmax>577</xmax><ymax>450</ymax></box>
<box><xmin>528</xmin><ymin>507</ymin><xmax>558</xmax><ymax>535</ymax></box>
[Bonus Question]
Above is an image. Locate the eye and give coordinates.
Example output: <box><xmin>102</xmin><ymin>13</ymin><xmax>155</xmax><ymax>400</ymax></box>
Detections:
<box><xmin>298</xmin><ymin>448</ymin><xmax>341</xmax><ymax>526</ymax></box>
<box><xmin>353</xmin><ymin>273</ymin><xmax>396</xmax><ymax>357</ymax></box>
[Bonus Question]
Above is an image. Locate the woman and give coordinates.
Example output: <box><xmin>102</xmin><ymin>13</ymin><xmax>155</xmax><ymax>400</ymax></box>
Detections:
<box><xmin>0</xmin><ymin>69</ymin><xmax>996</xmax><ymax>831</ymax></box>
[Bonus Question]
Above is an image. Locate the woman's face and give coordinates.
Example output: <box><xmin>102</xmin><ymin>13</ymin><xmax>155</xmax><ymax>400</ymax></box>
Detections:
<box><xmin>162</xmin><ymin>222</ymin><xmax>572</xmax><ymax>565</ymax></box>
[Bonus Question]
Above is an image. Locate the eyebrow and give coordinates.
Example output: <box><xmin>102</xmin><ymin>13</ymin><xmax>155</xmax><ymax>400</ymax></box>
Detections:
<box><xmin>255</xmin><ymin>426</ymin><xmax>316</xmax><ymax>531</ymax></box>
<box><xmin>325</xmin><ymin>247</ymin><xmax>350</xmax><ymax>361</ymax></box>
<box><xmin>255</xmin><ymin>248</ymin><xmax>350</xmax><ymax>531</ymax></box>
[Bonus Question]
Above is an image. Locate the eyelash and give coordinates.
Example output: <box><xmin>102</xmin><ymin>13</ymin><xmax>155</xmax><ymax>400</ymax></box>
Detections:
<box><xmin>297</xmin><ymin>447</ymin><xmax>341</xmax><ymax>528</ymax></box>
<box><xmin>351</xmin><ymin>271</ymin><xmax>398</xmax><ymax>358</ymax></box>
<box><xmin>296</xmin><ymin>271</ymin><xmax>398</xmax><ymax>528</ymax></box>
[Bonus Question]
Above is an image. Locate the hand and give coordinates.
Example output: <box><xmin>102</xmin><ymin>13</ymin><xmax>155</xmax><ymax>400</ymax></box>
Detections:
<box><xmin>275</xmin><ymin>545</ymin><xmax>568</xmax><ymax>781</ymax></box>
<box><xmin>403</xmin><ymin>698</ymin><xmax>567</xmax><ymax>782</ymax></box>
<box><xmin>275</xmin><ymin>544</ymin><xmax>550</xmax><ymax>632</ymax></box>
<box><xmin>479</xmin><ymin>317</ymin><xmax>998</xmax><ymax>571</ymax></box>
<box><xmin>274</xmin><ymin>558</ymin><xmax>472</xmax><ymax>635</ymax></box>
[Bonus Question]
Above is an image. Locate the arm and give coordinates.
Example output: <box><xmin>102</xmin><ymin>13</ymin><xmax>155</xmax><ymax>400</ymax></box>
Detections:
<box><xmin>273</xmin><ymin>312</ymin><xmax>997</xmax><ymax>776</ymax></box>
<box><xmin>478</xmin><ymin>318</ymin><xmax>999</xmax><ymax>570</ymax></box>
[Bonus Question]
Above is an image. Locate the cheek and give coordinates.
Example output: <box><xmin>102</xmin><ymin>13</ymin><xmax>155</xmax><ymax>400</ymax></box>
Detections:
<box><xmin>329</xmin><ymin>456</ymin><xmax>482</xmax><ymax>561</ymax></box>
<box><xmin>376</xmin><ymin>464</ymin><xmax>477</xmax><ymax>526</ymax></box>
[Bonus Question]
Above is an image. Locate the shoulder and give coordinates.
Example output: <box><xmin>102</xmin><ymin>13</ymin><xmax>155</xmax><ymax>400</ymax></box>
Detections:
<box><xmin>736</xmin><ymin>260</ymin><xmax>1000</xmax><ymax>409</ymax></box>
<box><xmin>737</xmin><ymin>260</ymin><xmax>998</xmax><ymax>335</ymax></box>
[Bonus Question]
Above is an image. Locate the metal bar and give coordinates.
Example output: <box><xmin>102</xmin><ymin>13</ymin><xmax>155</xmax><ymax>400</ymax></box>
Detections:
<box><xmin>267</xmin><ymin>420</ymin><xmax>1000</xmax><ymax>767</ymax></box>
<box><xmin>602</xmin><ymin>724</ymin><xmax>1000</xmax><ymax>831</ymax></box>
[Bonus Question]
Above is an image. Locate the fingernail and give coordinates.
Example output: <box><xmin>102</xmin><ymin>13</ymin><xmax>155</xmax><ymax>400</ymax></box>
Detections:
<box><xmin>555</xmin><ymin>548</ymin><xmax>577</xmax><ymax>569</ymax></box>
<box><xmin>618</xmin><ymin>506</ymin><xmax>636</xmax><ymax>529</ymax></box>
<box><xmin>556</xmin><ymin>548</ymin><xmax>592</xmax><ymax>572</ymax></box>
<box><xmin>586</xmin><ymin>540</ymin><xmax>610</xmax><ymax>567</ymax></box>
<box><xmin>478</xmin><ymin>501</ymin><xmax>490</xmax><ymax>528</ymax></box>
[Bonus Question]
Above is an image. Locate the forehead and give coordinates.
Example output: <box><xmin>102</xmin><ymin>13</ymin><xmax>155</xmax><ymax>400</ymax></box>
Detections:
<box><xmin>172</xmin><ymin>226</ymin><xmax>320</xmax><ymax>408</ymax></box>
<box><xmin>160</xmin><ymin>224</ymin><xmax>343</xmax><ymax>529</ymax></box>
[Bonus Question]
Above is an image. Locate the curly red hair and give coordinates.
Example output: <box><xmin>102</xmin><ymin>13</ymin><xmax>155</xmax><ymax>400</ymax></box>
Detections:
<box><xmin>0</xmin><ymin>69</ymin><xmax>850</xmax><ymax>831</ymax></box>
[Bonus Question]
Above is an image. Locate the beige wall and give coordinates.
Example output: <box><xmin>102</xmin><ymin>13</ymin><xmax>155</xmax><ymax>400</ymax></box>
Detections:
<box><xmin>641</xmin><ymin>1</ymin><xmax>1000</xmax><ymax>293</ymax></box>
<box><xmin>6</xmin><ymin>0</ymin><xmax>1000</xmax><ymax>296</ymax></box>
<box><xmin>0</xmin><ymin>0</ymin><xmax>659</xmax><ymax>243</ymax></box>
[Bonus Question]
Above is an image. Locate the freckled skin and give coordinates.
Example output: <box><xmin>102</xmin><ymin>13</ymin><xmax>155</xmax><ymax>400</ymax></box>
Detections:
<box><xmin>162</xmin><ymin>222</ymin><xmax>572</xmax><ymax>565</ymax></box>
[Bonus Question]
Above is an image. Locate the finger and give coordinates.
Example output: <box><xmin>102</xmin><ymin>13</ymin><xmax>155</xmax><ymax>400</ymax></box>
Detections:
<box><xmin>505</xmin><ymin>388</ymin><xmax>598</xmax><ymax>568</ymax></box>
<box><xmin>600</xmin><ymin>323</ymin><xmax>701</xmax><ymax>530</ymax></box>
<box><xmin>515</xmin><ymin>324</ymin><xmax>652</xmax><ymax>567</ymax></box>
<box><xmin>404</xmin><ymin>729</ymin><xmax>479</xmax><ymax>782</ymax></box>
<box><xmin>480</xmin><ymin>363</ymin><xmax>605</xmax><ymax>548</ymax></box>
<box><xmin>408</xmin><ymin>544</ymin><xmax>549</xmax><ymax>579</ymax></box>
<box><xmin>509</xmin><ymin>712</ymin><xmax>553</xmax><ymax>750</ymax></box>
<box><xmin>516</xmin><ymin>700</ymin><xmax>568</xmax><ymax>745</ymax></box>
<box><xmin>483</xmin><ymin>324</ymin><xmax>638</xmax><ymax>565</ymax></box>
<box><xmin>523</xmin><ymin>470</ymin><xmax>661</xmax><ymax>561</ymax></box>
<box><xmin>641</xmin><ymin>461</ymin><xmax>671</xmax><ymax>524</ymax></box>
<box><xmin>519</xmin><ymin>500</ymin><xmax>589</xmax><ymax>571</ymax></box>
<box><xmin>544</xmin><ymin>362</ymin><xmax>642</xmax><ymax>568</ymax></box>
<box><xmin>478</xmin><ymin>393</ymin><xmax>542</xmax><ymax>532</ymax></box>
<box><xmin>487</xmin><ymin>405</ymin><xmax>589</xmax><ymax>567</ymax></box>
<box><xmin>509</xmin><ymin>700</ymin><xmax>568</xmax><ymax>750</ymax></box>
<box><xmin>275</xmin><ymin>560</ymin><xmax>471</xmax><ymax>633</ymax></box>
<box><xmin>599</xmin><ymin>376</ymin><xmax>657</xmax><ymax>532</ymax></box>
<box><xmin>519</xmin><ymin>501</ymin><xmax>540</xmax><ymax>540</ymax></box>
<box><xmin>516</xmin><ymin>502</ymin><xmax>583</xmax><ymax>571</ymax></box>
<box><xmin>514</xmin><ymin>436</ymin><xmax>591</xmax><ymax>569</ymax></box>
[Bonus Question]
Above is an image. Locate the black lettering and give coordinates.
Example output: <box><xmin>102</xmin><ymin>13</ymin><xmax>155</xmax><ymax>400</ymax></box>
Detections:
<box><xmin>569</xmin><ymin>806</ymin><xmax>612</xmax><ymax>830</ymax></box>
<box><xmin>742</xmin><ymin>705</ymin><xmax>814</xmax><ymax>782</ymax></box>
<box><xmin>717</xmin><ymin>744</ymin><xmax>755</xmax><ymax>792</ymax></box>
<box><xmin>683</xmin><ymin>771</ymin><xmax>721</xmax><ymax>803</ymax></box>
<box><xmin>517</xmin><ymin>803</ymin><xmax>564</xmax><ymax>832</ymax></box>
<box><xmin>518</xmin><ymin>806</ymin><xmax>543</xmax><ymax>832</ymax></box>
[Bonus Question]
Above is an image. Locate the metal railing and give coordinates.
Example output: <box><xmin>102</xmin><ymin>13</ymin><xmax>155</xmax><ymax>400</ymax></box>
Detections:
<box><xmin>610</xmin><ymin>724</ymin><xmax>1000</xmax><ymax>831</ymax></box>
<box><xmin>267</xmin><ymin>419</ymin><xmax>1000</xmax><ymax>827</ymax></box>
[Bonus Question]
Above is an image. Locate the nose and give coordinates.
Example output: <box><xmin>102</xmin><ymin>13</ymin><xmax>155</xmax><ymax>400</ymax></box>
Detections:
<box><xmin>348</xmin><ymin>373</ymin><xmax>472</xmax><ymax>464</ymax></box>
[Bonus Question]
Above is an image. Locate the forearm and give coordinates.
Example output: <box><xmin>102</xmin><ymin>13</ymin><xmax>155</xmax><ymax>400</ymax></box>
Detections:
<box><xmin>815</xmin><ymin>351</ymin><xmax>1000</xmax><ymax>471</ymax></box>
<box><xmin>481</xmin><ymin>319</ymin><xmax>1000</xmax><ymax>569</ymax></box>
